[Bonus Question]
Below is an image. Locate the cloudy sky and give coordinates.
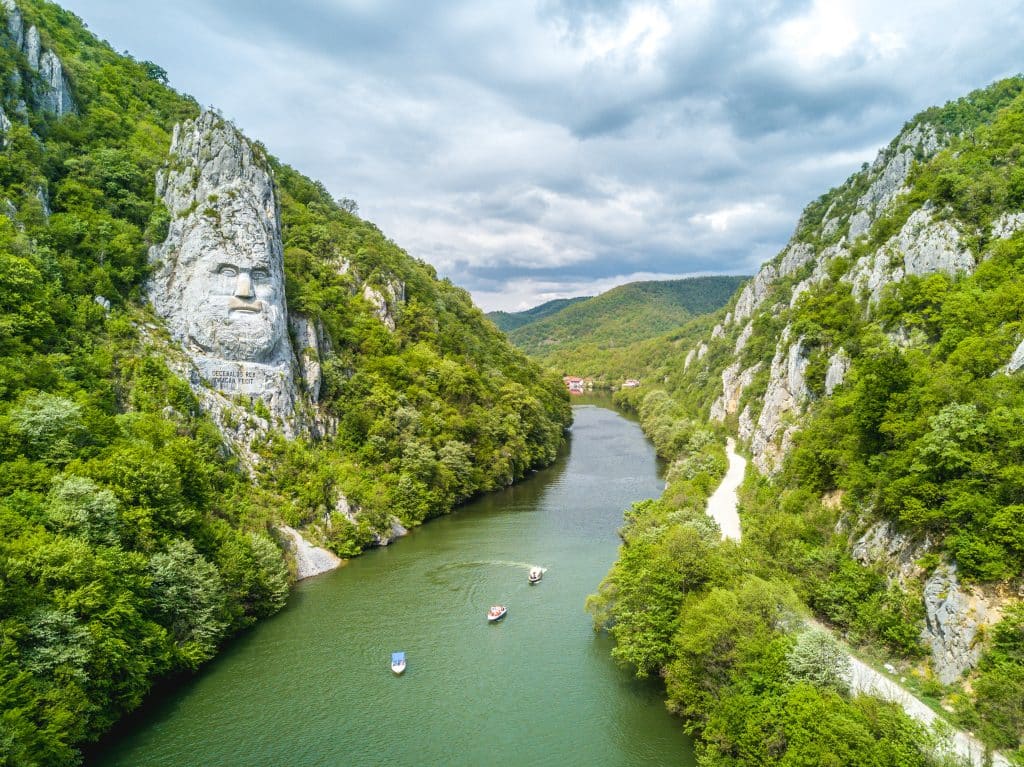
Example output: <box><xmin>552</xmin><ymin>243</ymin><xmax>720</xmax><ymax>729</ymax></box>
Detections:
<box><xmin>62</xmin><ymin>0</ymin><xmax>1023</xmax><ymax>311</ymax></box>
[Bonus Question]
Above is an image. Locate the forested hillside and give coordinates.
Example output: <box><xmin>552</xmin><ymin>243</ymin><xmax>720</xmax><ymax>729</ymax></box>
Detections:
<box><xmin>590</xmin><ymin>77</ymin><xmax>1024</xmax><ymax>763</ymax></box>
<box><xmin>0</xmin><ymin>1</ymin><xmax>569</xmax><ymax>764</ymax></box>
<box><xmin>486</xmin><ymin>295</ymin><xmax>589</xmax><ymax>332</ymax></box>
<box><xmin>499</xmin><ymin>275</ymin><xmax>744</xmax><ymax>373</ymax></box>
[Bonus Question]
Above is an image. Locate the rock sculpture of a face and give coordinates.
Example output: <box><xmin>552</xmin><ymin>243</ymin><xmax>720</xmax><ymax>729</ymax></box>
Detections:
<box><xmin>149</xmin><ymin>111</ymin><xmax>296</xmax><ymax>418</ymax></box>
<box><xmin>176</xmin><ymin>196</ymin><xmax>286</xmax><ymax>362</ymax></box>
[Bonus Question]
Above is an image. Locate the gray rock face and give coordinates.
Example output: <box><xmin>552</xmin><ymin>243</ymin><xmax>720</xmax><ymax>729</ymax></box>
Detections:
<box><xmin>710</xmin><ymin>362</ymin><xmax>761</xmax><ymax>422</ymax></box>
<box><xmin>921</xmin><ymin>564</ymin><xmax>996</xmax><ymax>684</ymax></box>
<box><xmin>848</xmin><ymin>210</ymin><xmax>872</xmax><ymax>239</ymax></box>
<box><xmin>992</xmin><ymin>211</ymin><xmax>1024</xmax><ymax>240</ymax></box>
<box><xmin>290</xmin><ymin>314</ymin><xmax>324</xmax><ymax>403</ymax></box>
<box><xmin>37</xmin><ymin>50</ymin><xmax>74</xmax><ymax>115</ymax></box>
<box><xmin>750</xmin><ymin>332</ymin><xmax>810</xmax><ymax>473</ymax></box>
<box><xmin>1</xmin><ymin>0</ymin><xmax>22</xmax><ymax>48</ymax></box>
<box><xmin>732</xmin><ymin>243</ymin><xmax>814</xmax><ymax>327</ymax></box>
<box><xmin>851</xmin><ymin>519</ymin><xmax>931</xmax><ymax>584</ymax></box>
<box><xmin>779</xmin><ymin>242</ymin><xmax>815</xmax><ymax>278</ymax></box>
<box><xmin>362</xmin><ymin>279</ymin><xmax>404</xmax><ymax>332</ymax></box>
<box><xmin>737</xmin><ymin>404</ymin><xmax>755</xmax><ymax>442</ymax></box>
<box><xmin>23</xmin><ymin>23</ymin><xmax>38</xmax><ymax>70</ymax></box>
<box><xmin>0</xmin><ymin>3</ymin><xmax>75</xmax><ymax>116</ymax></box>
<box><xmin>683</xmin><ymin>348</ymin><xmax>696</xmax><ymax>370</ymax></box>
<box><xmin>374</xmin><ymin>517</ymin><xmax>408</xmax><ymax>547</ymax></box>
<box><xmin>734</xmin><ymin>321</ymin><xmax>754</xmax><ymax>354</ymax></box>
<box><xmin>898</xmin><ymin>208</ymin><xmax>974</xmax><ymax>278</ymax></box>
<box><xmin>849</xmin><ymin>207</ymin><xmax>973</xmax><ymax>305</ymax></box>
<box><xmin>1006</xmin><ymin>339</ymin><xmax>1024</xmax><ymax>374</ymax></box>
<box><xmin>278</xmin><ymin>525</ymin><xmax>341</xmax><ymax>580</ymax></box>
<box><xmin>35</xmin><ymin>185</ymin><xmax>49</xmax><ymax>219</ymax></box>
<box><xmin>150</xmin><ymin>112</ymin><xmax>294</xmax><ymax>405</ymax></box>
<box><xmin>824</xmin><ymin>349</ymin><xmax>851</xmax><ymax>395</ymax></box>
<box><xmin>733</xmin><ymin>263</ymin><xmax>778</xmax><ymax>325</ymax></box>
<box><xmin>0</xmin><ymin>105</ymin><xmax>10</xmax><ymax>145</ymax></box>
<box><xmin>849</xmin><ymin>124</ymin><xmax>941</xmax><ymax>239</ymax></box>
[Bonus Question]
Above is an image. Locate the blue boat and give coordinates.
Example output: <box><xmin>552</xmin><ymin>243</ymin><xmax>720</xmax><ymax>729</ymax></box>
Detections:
<box><xmin>391</xmin><ymin>651</ymin><xmax>406</xmax><ymax>675</ymax></box>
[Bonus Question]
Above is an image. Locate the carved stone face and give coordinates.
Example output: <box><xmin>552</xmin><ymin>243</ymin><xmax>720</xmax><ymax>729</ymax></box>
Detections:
<box><xmin>175</xmin><ymin>197</ymin><xmax>286</xmax><ymax>363</ymax></box>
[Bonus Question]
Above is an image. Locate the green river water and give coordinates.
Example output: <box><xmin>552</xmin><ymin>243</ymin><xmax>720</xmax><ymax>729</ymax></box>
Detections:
<box><xmin>90</xmin><ymin>403</ymin><xmax>696</xmax><ymax>766</ymax></box>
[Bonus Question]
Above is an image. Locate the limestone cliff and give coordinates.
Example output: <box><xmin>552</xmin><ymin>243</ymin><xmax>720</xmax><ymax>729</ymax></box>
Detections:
<box><xmin>1</xmin><ymin>0</ymin><xmax>75</xmax><ymax>116</ymax></box>
<box><xmin>675</xmin><ymin>82</ymin><xmax>1024</xmax><ymax>689</ymax></box>
<box><xmin>149</xmin><ymin>111</ymin><xmax>306</xmax><ymax>438</ymax></box>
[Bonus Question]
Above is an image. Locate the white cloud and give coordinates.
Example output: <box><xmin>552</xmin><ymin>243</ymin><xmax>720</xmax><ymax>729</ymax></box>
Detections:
<box><xmin>62</xmin><ymin>0</ymin><xmax>1024</xmax><ymax>310</ymax></box>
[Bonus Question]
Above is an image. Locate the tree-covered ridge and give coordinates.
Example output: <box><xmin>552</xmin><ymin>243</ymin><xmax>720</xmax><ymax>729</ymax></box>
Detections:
<box><xmin>501</xmin><ymin>275</ymin><xmax>745</xmax><ymax>366</ymax></box>
<box><xmin>487</xmin><ymin>295</ymin><xmax>591</xmax><ymax>332</ymax></box>
<box><xmin>589</xmin><ymin>76</ymin><xmax>1024</xmax><ymax>763</ymax></box>
<box><xmin>0</xmin><ymin>1</ymin><xmax>569</xmax><ymax>764</ymax></box>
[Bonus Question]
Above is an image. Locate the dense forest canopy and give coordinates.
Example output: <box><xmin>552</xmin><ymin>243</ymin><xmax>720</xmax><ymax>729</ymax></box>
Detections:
<box><xmin>0</xmin><ymin>1</ymin><xmax>569</xmax><ymax>764</ymax></box>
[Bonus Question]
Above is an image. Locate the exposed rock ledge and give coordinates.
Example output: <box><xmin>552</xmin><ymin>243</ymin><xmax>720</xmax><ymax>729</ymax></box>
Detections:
<box><xmin>278</xmin><ymin>525</ymin><xmax>342</xmax><ymax>580</ymax></box>
<box><xmin>921</xmin><ymin>564</ymin><xmax>1001</xmax><ymax>685</ymax></box>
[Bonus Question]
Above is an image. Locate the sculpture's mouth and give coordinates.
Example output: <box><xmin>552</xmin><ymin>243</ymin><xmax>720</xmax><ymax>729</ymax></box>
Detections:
<box><xmin>228</xmin><ymin>297</ymin><xmax>264</xmax><ymax>313</ymax></box>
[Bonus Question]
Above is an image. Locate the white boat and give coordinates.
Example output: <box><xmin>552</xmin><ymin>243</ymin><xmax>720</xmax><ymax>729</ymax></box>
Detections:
<box><xmin>528</xmin><ymin>567</ymin><xmax>543</xmax><ymax>584</ymax></box>
<box><xmin>391</xmin><ymin>651</ymin><xmax>406</xmax><ymax>675</ymax></box>
<box><xmin>487</xmin><ymin>605</ymin><xmax>508</xmax><ymax>622</ymax></box>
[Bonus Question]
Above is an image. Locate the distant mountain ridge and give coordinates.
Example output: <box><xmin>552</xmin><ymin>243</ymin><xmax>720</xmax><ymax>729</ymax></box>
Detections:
<box><xmin>495</xmin><ymin>276</ymin><xmax>746</xmax><ymax>362</ymax></box>
<box><xmin>487</xmin><ymin>296</ymin><xmax>591</xmax><ymax>331</ymax></box>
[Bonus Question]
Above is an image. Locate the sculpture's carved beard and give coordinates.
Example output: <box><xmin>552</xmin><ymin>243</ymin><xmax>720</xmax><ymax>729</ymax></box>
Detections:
<box><xmin>187</xmin><ymin>303</ymin><xmax>284</xmax><ymax>363</ymax></box>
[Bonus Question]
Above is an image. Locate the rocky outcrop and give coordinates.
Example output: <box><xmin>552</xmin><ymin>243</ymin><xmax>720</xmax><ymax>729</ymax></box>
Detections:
<box><xmin>150</xmin><ymin>111</ymin><xmax>300</xmax><ymax>426</ymax></box>
<box><xmin>1</xmin><ymin>1</ymin><xmax>75</xmax><ymax>116</ymax></box>
<box><xmin>710</xmin><ymin>362</ymin><xmax>761</xmax><ymax>422</ymax></box>
<box><xmin>921</xmin><ymin>564</ymin><xmax>999</xmax><ymax>684</ymax></box>
<box><xmin>850</xmin><ymin>206</ymin><xmax>973</xmax><ymax>305</ymax></box>
<box><xmin>737</xmin><ymin>404</ymin><xmax>754</xmax><ymax>442</ymax></box>
<box><xmin>848</xmin><ymin>124</ymin><xmax>941</xmax><ymax>239</ymax></box>
<box><xmin>992</xmin><ymin>211</ymin><xmax>1024</xmax><ymax>239</ymax></box>
<box><xmin>375</xmin><ymin>517</ymin><xmax>408</xmax><ymax>547</ymax></box>
<box><xmin>732</xmin><ymin>243</ymin><xmax>814</xmax><ymax>326</ymax></box>
<box><xmin>851</xmin><ymin>519</ymin><xmax>932</xmax><ymax>584</ymax></box>
<box><xmin>750</xmin><ymin>333</ymin><xmax>809</xmax><ymax>473</ymax></box>
<box><xmin>362</xmin><ymin>279</ymin><xmax>404</xmax><ymax>332</ymax></box>
<box><xmin>733</xmin><ymin>263</ymin><xmax>778</xmax><ymax>325</ymax></box>
<box><xmin>824</xmin><ymin>349</ymin><xmax>851</xmax><ymax>395</ymax></box>
<box><xmin>278</xmin><ymin>525</ymin><xmax>341</xmax><ymax>580</ymax></box>
<box><xmin>290</xmin><ymin>314</ymin><xmax>324</xmax><ymax>403</ymax></box>
<box><xmin>734</xmin><ymin>321</ymin><xmax>753</xmax><ymax>354</ymax></box>
<box><xmin>684</xmin><ymin>348</ymin><xmax>696</xmax><ymax>370</ymax></box>
<box><xmin>899</xmin><ymin>208</ymin><xmax>974</xmax><ymax>278</ymax></box>
<box><xmin>1006</xmin><ymin>339</ymin><xmax>1024</xmax><ymax>374</ymax></box>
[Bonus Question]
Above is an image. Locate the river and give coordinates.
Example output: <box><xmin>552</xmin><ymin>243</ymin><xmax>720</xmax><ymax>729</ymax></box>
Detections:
<box><xmin>89</xmin><ymin>403</ymin><xmax>696</xmax><ymax>766</ymax></box>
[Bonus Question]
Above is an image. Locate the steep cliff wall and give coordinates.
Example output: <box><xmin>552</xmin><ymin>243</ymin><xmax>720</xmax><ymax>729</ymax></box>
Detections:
<box><xmin>670</xmin><ymin>79</ymin><xmax>1024</xmax><ymax>691</ymax></box>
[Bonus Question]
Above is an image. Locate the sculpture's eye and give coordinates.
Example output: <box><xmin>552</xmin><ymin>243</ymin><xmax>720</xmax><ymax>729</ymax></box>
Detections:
<box><xmin>218</xmin><ymin>265</ymin><xmax>238</xmax><ymax>277</ymax></box>
<box><xmin>251</xmin><ymin>269</ymin><xmax>269</xmax><ymax>281</ymax></box>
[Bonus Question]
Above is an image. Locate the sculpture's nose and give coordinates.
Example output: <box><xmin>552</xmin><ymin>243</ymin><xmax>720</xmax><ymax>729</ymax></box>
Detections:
<box><xmin>235</xmin><ymin>272</ymin><xmax>254</xmax><ymax>299</ymax></box>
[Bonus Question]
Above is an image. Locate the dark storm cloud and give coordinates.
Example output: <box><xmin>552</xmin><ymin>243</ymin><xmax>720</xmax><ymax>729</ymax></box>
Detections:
<box><xmin>64</xmin><ymin>0</ymin><xmax>1024</xmax><ymax>310</ymax></box>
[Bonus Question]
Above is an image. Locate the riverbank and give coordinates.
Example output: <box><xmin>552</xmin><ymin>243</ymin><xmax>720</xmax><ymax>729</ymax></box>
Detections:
<box><xmin>89</xmin><ymin>405</ymin><xmax>695</xmax><ymax>767</ymax></box>
<box><xmin>708</xmin><ymin>443</ymin><xmax>1008</xmax><ymax>767</ymax></box>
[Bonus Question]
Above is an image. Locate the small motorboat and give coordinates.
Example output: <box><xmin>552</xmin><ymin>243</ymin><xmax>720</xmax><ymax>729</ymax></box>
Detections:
<box><xmin>487</xmin><ymin>605</ymin><xmax>508</xmax><ymax>622</ymax></box>
<box><xmin>391</xmin><ymin>651</ymin><xmax>406</xmax><ymax>675</ymax></box>
<box><xmin>528</xmin><ymin>567</ymin><xmax>543</xmax><ymax>584</ymax></box>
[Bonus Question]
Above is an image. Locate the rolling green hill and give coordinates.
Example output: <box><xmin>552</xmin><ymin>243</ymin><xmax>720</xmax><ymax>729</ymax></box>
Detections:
<box><xmin>502</xmin><ymin>276</ymin><xmax>746</xmax><ymax>367</ymax></box>
<box><xmin>487</xmin><ymin>296</ymin><xmax>591</xmax><ymax>331</ymax></box>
